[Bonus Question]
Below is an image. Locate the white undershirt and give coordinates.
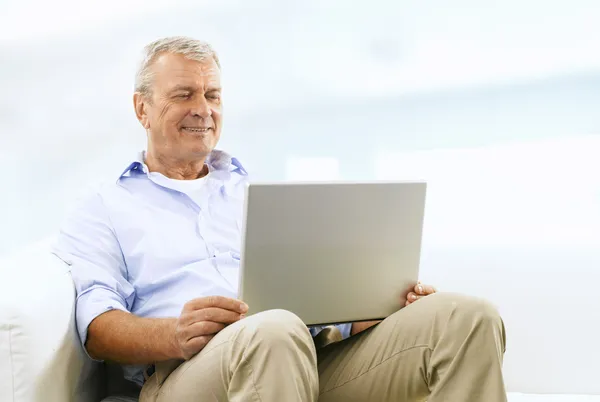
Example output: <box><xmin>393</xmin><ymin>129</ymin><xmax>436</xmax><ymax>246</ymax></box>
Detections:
<box><xmin>148</xmin><ymin>172</ymin><xmax>210</xmax><ymax>207</ymax></box>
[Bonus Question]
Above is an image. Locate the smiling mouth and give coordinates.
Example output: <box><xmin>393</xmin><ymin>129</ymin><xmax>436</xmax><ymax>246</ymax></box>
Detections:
<box><xmin>182</xmin><ymin>127</ymin><xmax>212</xmax><ymax>133</ymax></box>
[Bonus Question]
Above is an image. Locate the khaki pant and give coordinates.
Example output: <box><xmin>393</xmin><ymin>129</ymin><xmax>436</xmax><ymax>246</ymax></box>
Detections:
<box><xmin>140</xmin><ymin>292</ymin><xmax>507</xmax><ymax>402</ymax></box>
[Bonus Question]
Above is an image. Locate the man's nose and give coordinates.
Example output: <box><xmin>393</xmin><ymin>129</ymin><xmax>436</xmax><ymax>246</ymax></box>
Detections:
<box><xmin>191</xmin><ymin>98</ymin><xmax>212</xmax><ymax>118</ymax></box>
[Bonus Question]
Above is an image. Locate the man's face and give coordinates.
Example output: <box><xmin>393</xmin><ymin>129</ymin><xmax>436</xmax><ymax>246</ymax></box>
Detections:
<box><xmin>136</xmin><ymin>52</ymin><xmax>222</xmax><ymax>161</ymax></box>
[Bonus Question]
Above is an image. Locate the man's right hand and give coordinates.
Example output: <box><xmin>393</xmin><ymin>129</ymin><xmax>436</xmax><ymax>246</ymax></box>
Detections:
<box><xmin>174</xmin><ymin>296</ymin><xmax>249</xmax><ymax>360</ymax></box>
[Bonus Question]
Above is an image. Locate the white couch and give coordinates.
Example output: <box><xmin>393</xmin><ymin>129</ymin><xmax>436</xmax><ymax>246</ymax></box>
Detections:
<box><xmin>0</xmin><ymin>240</ymin><xmax>104</xmax><ymax>402</ymax></box>
<box><xmin>1</xmin><ymin>238</ymin><xmax>599</xmax><ymax>402</ymax></box>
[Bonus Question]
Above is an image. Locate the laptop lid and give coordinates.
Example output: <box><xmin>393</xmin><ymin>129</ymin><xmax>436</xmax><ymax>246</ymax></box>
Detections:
<box><xmin>238</xmin><ymin>181</ymin><xmax>427</xmax><ymax>326</ymax></box>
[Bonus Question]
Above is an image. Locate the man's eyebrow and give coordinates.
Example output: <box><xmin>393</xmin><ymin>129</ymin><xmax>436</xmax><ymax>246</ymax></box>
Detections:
<box><xmin>168</xmin><ymin>85</ymin><xmax>222</xmax><ymax>93</ymax></box>
<box><xmin>169</xmin><ymin>85</ymin><xmax>196</xmax><ymax>94</ymax></box>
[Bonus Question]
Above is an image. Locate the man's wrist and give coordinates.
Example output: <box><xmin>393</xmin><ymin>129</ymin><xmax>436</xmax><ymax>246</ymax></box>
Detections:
<box><xmin>165</xmin><ymin>318</ymin><xmax>183</xmax><ymax>360</ymax></box>
<box><xmin>351</xmin><ymin>320</ymin><xmax>381</xmax><ymax>336</ymax></box>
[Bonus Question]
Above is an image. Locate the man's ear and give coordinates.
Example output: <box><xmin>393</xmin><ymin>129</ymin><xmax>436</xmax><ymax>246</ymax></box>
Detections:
<box><xmin>133</xmin><ymin>92</ymin><xmax>150</xmax><ymax>129</ymax></box>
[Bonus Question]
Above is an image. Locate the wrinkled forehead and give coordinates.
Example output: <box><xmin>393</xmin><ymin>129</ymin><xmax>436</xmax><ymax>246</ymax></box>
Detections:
<box><xmin>151</xmin><ymin>52</ymin><xmax>221</xmax><ymax>91</ymax></box>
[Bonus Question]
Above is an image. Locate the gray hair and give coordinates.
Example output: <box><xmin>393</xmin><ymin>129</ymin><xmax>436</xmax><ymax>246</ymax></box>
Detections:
<box><xmin>135</xmin><ymin>36</ymin><xmax>221</xmax><ymax>97</ymax></box>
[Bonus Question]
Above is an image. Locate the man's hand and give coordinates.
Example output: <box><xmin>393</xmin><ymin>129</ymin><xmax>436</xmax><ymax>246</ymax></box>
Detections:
<box><xmin>405</xmin><ymin>282</ymin><xmax>437</xmax><ymax>306</ymax></box>
<box><xmin>174</xmin><ymin>296</ymin><xmax>248</xmax><ymax>360</ymax></box>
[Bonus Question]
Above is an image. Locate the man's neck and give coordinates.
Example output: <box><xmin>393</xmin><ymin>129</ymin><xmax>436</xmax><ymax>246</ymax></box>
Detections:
<box><xmin>145</xmin><ymin>151</ymin><xmax>209</xmax><ymax>180</ymax></box>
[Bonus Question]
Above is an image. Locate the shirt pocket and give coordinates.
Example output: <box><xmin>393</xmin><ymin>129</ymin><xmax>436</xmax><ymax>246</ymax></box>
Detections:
<box><xmin>207</xmin><ymin>196</ymin><xmax>244</xmax><ymax>254</ymax></box>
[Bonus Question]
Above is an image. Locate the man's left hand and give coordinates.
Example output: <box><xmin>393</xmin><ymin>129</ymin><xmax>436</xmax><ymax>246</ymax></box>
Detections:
<box><xmin>405</xmin><ymin>282</ymin><xmax>437</xmax><ymax>306</ymax></box>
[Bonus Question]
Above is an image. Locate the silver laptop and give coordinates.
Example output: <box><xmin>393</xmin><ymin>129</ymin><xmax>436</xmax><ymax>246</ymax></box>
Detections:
<box><xmin>238</xmin><ymin>181</ymin><xmax>427</xmax><ymax>326</ymax></box>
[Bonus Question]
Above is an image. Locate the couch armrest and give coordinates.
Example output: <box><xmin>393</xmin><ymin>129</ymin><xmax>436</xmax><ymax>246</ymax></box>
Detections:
<box><xmin>0</xmin><ymin>240</ymin><xmax>104</xmax><ymax>402</ymax></box>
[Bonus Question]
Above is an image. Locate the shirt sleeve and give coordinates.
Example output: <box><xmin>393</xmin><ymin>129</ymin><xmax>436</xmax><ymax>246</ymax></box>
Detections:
<box><xmin>309</xmin><ymin>323</ymin><xmax>353</xmax><ymax>340</ymax></box>
<box><xmin>335</xmin><ymin>323</ymin><xmax>352</xmax><ymax>340</ymax></box>
<box><xmin>51</xmin><ymin>191</ymin><xmax>135</xmax><ymax>354</ymax></box>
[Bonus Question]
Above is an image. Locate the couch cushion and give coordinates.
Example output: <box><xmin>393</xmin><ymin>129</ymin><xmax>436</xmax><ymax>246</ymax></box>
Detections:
<box><xmin>0</xmin><ymin>240</ymin><xmax>104</xmax><ymax>402</ymax></box>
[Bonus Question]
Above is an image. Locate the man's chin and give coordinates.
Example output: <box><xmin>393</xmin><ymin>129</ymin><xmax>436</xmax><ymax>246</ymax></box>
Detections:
<box><xmin>187</xmin><ymin>144</ymin><xmax>216</xmax><ymax>158</ymax></box>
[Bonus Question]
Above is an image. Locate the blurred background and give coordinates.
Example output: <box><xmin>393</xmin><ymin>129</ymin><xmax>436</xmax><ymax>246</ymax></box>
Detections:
<box><xmin>2</xmin><ymin>0</ymin><xmax>599</xmax><ymax>256</ymax></box>
<box><xmin>2</xmin><ymin>0</ymin><xmax>600</xmax><ymax>394</ymax></box>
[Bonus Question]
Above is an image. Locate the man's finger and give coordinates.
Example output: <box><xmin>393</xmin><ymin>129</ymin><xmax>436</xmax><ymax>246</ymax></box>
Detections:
<box><xmin>181</xmin><ymin>321</ymin><xmax>226</xmax><ymax>342</ymax></box>
<box><xmin>406</xmin><ymin>292</ymin><xmax>423</xmax><ymax>302</ymax></box>
<box><xmin>183</xmin><ymin>335</ymin><xmax>215</xmax><ymax>359</ymax></box>
<box><xmin>414</xmin><ymin>283</ymin><xmax>436</xmax><ymax>295</ymax></box>
<box><xmin>193</xmin><ymin>307</ymin><xmax>244</xmax><ymax>325</ymax></box>
<box><xmin>185</xmin><ymin>296</ymin><xmax>248</xmax><ymax>314</ymax></box>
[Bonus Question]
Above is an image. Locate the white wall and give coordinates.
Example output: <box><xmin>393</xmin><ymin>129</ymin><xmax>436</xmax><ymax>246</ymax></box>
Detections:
<box><xmin>2</xmin><ymin>74</ymin><xmax>599</xmax><ymax>255</ymax></box>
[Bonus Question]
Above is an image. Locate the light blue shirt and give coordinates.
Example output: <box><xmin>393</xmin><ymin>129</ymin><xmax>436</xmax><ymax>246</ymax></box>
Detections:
<box><xmin>52</xmin><ymin>150</ymin><xmax>351</xmax><ymax>386</ymax></box>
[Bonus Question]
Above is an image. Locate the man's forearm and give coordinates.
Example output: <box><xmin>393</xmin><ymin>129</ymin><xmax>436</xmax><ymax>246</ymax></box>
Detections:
<box><xmin>351</xmin><ymin>320</ymin><xmax>381</xmax><ymax>336</ymax></box>
<box><xmin>86</xmin><ymin>310</ymin><xmax>181</xmax><ymax>364</ymax></box>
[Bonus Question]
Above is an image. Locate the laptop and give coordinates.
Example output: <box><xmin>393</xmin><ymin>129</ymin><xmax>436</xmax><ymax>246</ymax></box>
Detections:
<box><xmin>238</xmin><ymin>181</ymin><xmax>427</xmax><ymax>326</ymax></box>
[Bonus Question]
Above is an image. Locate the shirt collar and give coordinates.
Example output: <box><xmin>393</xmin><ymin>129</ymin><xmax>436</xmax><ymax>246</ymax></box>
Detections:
<box><xmin>118</xmin><ymin>149</ymin><xmax>247</xmax><ymax>180</ymax></box>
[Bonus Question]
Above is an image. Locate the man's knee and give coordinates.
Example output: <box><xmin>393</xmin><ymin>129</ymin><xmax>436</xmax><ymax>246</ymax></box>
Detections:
<box><xmin>245</xmin><ymin>309</ymin><xmax>306</xmax><ymax>329</ymax></box>
<box><xmin>428</xmin><ymin>293</ymin><xmax>506</xmax><ymax>349</ymax></box>
<box><xmin>438</xmin><ymin>293</ymin><xmax>502</xmax><ymax>325</ymax></box>
<box><xmin>385</xmin><ymin>292</ymin><xmax>505</xmax><ymax>345</ymax></box>
<box><xmin>239</xmin><ymin>309</ymin><xmax>313</xmax><ymax>345</ymax></box>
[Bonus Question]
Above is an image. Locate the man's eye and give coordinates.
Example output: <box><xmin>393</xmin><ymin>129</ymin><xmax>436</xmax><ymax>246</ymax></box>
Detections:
<box><xmin>176</xmin><ymin>94</ymin><xmax>190</xmax><ymax>99</ymax></box>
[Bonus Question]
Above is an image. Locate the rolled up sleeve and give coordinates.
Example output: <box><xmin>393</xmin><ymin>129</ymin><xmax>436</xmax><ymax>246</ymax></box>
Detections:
<box><xmin>310</xmin><ymin>323</ymin><xmax>353</xmax><ymax>341</ymax></box>
<box><xmin>335</xmin><ymin>323</ymin><xmax>352</xmax><ymax>340</ymax></box>
<box><xmin>52</xmin><ymin>191</ymin><xmax>134</xmax><ymax>352</ymax></box>
<box><xmin>74</xmin><ymin>286</ymin><xmax>130</xmax><ymax>347</ymax></box>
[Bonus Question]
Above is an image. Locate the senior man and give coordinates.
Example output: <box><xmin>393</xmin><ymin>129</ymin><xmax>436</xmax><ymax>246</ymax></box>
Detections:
<box><xmin>52</xmin><ymin>36</ymin><xmax>507</xmax><ymax>402</ymax></box>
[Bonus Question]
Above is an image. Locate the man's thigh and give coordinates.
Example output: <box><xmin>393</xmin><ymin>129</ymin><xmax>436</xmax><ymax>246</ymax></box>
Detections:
<box><xmin>140</xmin><ymin>309</ymin><xmax>318</xmax><ymax>402</ymax></box>
<box><xmin>316</xmin><ymin>292</ymin><xmax>502</xmax><ymax>401</ymax></box>
<box><xmin>316</xmin><ymin>305</ymin><xmax>431</xmax><ymax>401</ymax></box>
<box><xmin>140</xmin><ymin>316</ymin><xmax>252</xmax><ymax>402</ymax></box>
